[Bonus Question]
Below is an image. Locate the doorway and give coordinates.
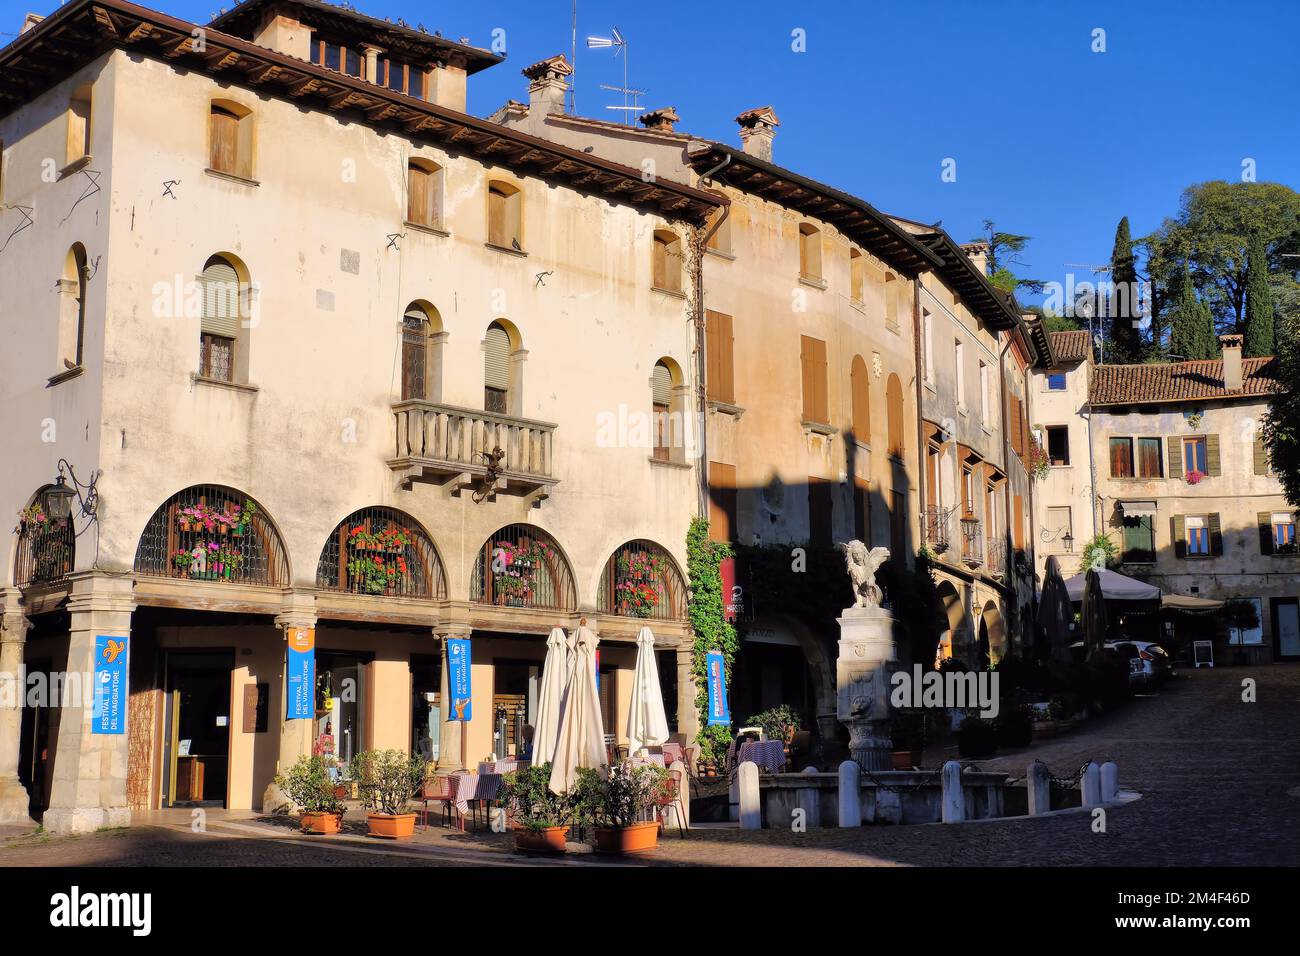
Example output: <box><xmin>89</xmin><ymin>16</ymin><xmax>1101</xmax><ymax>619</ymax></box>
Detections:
<box><xmin>1273</xmin><ymin>598</ymin><xmax>1300</xmax><ymax>661</ymax></box>
<box><xmin>17</xmin><ymin>656</ymin><xmax>55</xmax><ymax>818</ymax></box>
<box><xmin>161</xmin><ymin>651</ymin><xmax>233</xmax><ymax>808</ymax></box>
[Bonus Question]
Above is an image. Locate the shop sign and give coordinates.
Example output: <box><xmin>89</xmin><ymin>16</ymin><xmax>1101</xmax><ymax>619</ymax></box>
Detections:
<box><xmin>92</xmin><ymin>634</ymin><xmax>128</xmax><ymax>735</ymax></box>
<box><xmin>286</xmin><ymin>627</ymin><xmax>315</xmax><ymax>720</ymax></box>
<box><xmin>447</xmin><ymin>638</ymin><xmax>472</xmax><ymax>721</ymax></box>
<box><xmin>705</xmin><ymin>650</ymin><xmax>730</xmax><ymax>726</ymax></box>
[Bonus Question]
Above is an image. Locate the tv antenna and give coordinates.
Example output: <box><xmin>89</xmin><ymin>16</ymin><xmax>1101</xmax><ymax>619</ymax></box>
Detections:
<box><xmin>586</xmin><ymin>27</ymin><xmax>645</xmax><ymax>123</ymax></box>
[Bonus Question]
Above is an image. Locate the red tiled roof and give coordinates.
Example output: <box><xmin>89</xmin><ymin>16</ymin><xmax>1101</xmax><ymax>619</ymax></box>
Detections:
<box><xmin>1050</xmin><ymin>330</ymin><xmax>1090</xmax><ymax>364</ymax></box>
<box><xmin>1089</xmin><ymin>357</ymin><xmax>1279</xmax><ymax>406</ymax></box>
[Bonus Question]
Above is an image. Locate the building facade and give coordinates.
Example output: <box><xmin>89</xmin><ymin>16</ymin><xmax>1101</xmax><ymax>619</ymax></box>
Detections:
<box><xmin>0</xmin><ymin>0</ymin><xmax>723</xmax><ymax>831</ymax></box>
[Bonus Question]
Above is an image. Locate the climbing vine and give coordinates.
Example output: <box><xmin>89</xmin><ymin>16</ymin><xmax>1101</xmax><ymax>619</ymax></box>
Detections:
<box><xmin>686</xmin><ymin>517</ymin><xmax>737</xmax><ymax>760</ymax></box>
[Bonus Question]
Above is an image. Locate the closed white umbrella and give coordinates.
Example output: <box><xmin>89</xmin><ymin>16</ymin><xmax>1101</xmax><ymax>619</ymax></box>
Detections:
<box><xmin>627</xmin><ymin>626</ymin><xmax>670</xmax><ymax>756</ymax></box>
<box><xmin>530</xmin><ymin>627</ymin><xmax>568</xmax><ymax>766</ymax></box>
<box><xmin>548</xmin><ymin>625</ymin><xmax>607</xmax><ymax>794</ymax></box>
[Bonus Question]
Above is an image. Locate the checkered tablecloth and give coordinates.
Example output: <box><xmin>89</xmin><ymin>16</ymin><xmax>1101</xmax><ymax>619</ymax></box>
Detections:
<box><xmin>737</xmin><ymin>740</ymin><xmax>786</xmax><ymax>773</ymax></box>
<box><xmin>628</xmin><ymin>752</ymin><xmax>666</xmax><ymax>768</ymax></box>
<box><xmin>450</xmin><ymin>772</ymin><xmax>504</xmax><ymax>815</ymax></box>
<box><xmin>478</xmin><ymin>760</ymin><xmax>529</xmax><ymax>775</ymax></box>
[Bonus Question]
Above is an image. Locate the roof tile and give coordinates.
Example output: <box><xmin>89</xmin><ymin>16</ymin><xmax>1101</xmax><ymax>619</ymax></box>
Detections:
<box><xmin>1089</xmin><ymin>357</ymin><xmax>1279</xmax><ymax>405</ymax></box>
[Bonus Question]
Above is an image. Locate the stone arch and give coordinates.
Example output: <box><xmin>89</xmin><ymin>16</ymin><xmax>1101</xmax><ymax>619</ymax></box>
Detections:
<box><xmin>595</xmin><ymin>539</ymin><xmax>688</xmax><ymax>621</ymax></box>
<box><xmin>469</xmin><ymin>523</ymin><xmax>576</xmax><ymax>611</ymax></box>
<box><xmin>981</xmin><ymin>600</ymin><xmax>1007</xmax><ymax>666</ymax></box>
<box><xmin>933</xmin><ymin>579</ymin><xmax>968</xmax><ymax>666</ymax></box>
<box><xmin>315</xmin><ymin>505</ymin><xmax>447</xmax><ymax>599</ymax></box>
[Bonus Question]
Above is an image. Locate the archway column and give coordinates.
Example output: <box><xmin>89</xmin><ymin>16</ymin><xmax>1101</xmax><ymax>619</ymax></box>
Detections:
<box><xmin>0</xmin><ymin>588</ymin><xmax>34</xmax><ymax>823</ymax></box>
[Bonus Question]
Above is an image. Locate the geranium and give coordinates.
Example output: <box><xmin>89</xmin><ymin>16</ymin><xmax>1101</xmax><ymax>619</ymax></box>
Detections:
<box><xmin>15</xmin><ymin>504</ymin><xmax>52</xmax><ymax>535</ymax></box>
<box><xmin>375</xmin><ymin>526</ymin><xmax>411</xmax><ymax>552</ymax></box>
<box><xmin>1185</xmin><ymin>469</ymin><xmax>1205</xmax><ymax>485</ymax></box>
<box><xmin>615</xmin><ymin>551</ymin><xmax>665</xmax><ymax>617</ymax></box>
<box><xmin>1027</xmin><ymin>439</ymin><xmax>1051</xmax><ymax>481</ymax></box>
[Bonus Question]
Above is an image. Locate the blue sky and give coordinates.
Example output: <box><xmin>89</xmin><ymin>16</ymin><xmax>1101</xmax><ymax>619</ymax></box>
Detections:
<box><xmin>21</xmin><ymin>0</ymin><xmax>1300</xmax><ymax>305</ymax></box>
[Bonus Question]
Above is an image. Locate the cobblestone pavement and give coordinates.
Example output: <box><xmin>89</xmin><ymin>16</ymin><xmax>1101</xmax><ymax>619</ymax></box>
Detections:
<box><xmin>2</xmin><ymin>664</ymin><xmax>1297</xmax><ymax>867</ymax></box>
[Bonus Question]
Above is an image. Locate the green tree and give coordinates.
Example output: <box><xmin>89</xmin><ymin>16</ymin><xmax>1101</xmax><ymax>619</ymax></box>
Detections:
<box><xmin>1168</xmin><ymin>264</ymin><xmax>1217</xmax><ymax>360</ymax></box>
<box><xmin>972</xmin><ymin>220</ymin><xmax>1044</xmax><ymax>294</ymax></box>
<box><xmin>1108</xmin><ymin>217</ymin><xmax>1145</xmax><ymax>363</ymax></box>
<box><xmin>1263</xmin><ymin>309</ymin><xmax>1300</xmax><ymax>508</ymax></box>
<box><xmin>1244</xmin><ymin>232</ymin><xmax>1276</xmax><ymax>356</ymax></box>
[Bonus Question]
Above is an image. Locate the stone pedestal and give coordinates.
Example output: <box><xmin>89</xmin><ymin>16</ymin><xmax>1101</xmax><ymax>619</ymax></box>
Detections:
<box><xmin>434</xmin><ymin>627</ymin><xmax>470</xmax><ymax>774</ymax></box>
<box><xmin>835</xmin><ymin>606</ymin><xmax>898</xmax><ymax>772</ymax></box>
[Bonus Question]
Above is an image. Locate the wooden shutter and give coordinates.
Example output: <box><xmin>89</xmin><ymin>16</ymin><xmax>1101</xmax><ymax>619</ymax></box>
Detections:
<box><xmin>850</xmin><ymin>355</ymin><xmax>870</xmax><ymax>444</ymax></box>
<box><xmin>808</xmin><ymin>477</ymin><xmax>832</xmax><ymax>546</ymax></box>
<box><xmin>407</xmin><ymin>164</ymin><xmax>429</xmax><ymax>225</ymax></box>
<box><xmin>706</xmin><ymin>311</ymin><xmax>734</xmax><ymax>404</ymax></box>
<box><xmin>708</xmin><ymin>462</ymin><xmax>737</xmax><ymax>542</ymax></box>
<box><xmin>1259</xmin><ymin>512</ymin><xmax>1275</xmax><ymax>554</ymax></box>
<box><xmin>1254</xmin><ymin>436</ymin><xmax>1269</xmax><ymax>476</ymax></box>
<box><xmin>488</xmin><ymin>185</ymin><xmax>506</xmax><ymax>247</ymax></box>
<box><xmin>854</xmin><ymin>475</ymin><xmax>870</xmax><ymax>542</ymax></box>
<box><xmin>1172</xmin><ymin>515</ymin><xmax>1187</xmax><ymax>559</ymax></box>
<box><xmin>401</xmin><ymin>312</ymin><xmax>427</xmax><ymax>401</ymax></box>
<box><xmin>484</xmin><ymin>324</ymin><xmax>510</xmax><ymax>390</ymax></box>
<box><xmin>1013</xmin><ymin>494</ymin><xmax>1024</xmax><ymax>550</ymax></box>
<box><xmin>1166</xmin><ymin>436</ymin><xmax>1183</xmax><ymax>479</ymax></box>
<box><xmin>1138</xmin><ymin>438</ymin><xmax>1161</xmax><ymax>478</ymax></box>
<box><xmin>800</xmin><ymin>335</ymin><xmax>827</xmax><ymax>424</ymax></box>
<box><xmin>1208</xmin><ymin>512</ymin><xmax>1222</xmax><ymax>555</ymax></box>
<box><xmin>200</xmin><ymin>259</ymin><xmax>240</xmax><ymax>338</ymax></box>
<box><xmin>886</xmin><ymin>375</ymin><xmax>904</xmax><ymax>458</ymax></box>
<box><xmin>1206</xmin><ymin>434</ymin><xmax>1221</xmax><ymax>476</ymax></box>
<box><xmin>210</xmin><ymin>107</ymin><xmax>238</xmax><ymax>174</ymax></box>
<box><xmin>1109</xmin><ymin>438</ymin><xmax>1132</xmax><ymax>478</ymax></box>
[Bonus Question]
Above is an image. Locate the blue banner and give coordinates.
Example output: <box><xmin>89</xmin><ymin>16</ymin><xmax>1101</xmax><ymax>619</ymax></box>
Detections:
<box><xmin>447</xmin><ymin>638</ymin><xmax>472</xmax><ymax>721</ymax></box>
<box><xmin>92</xmin><ymin>635</ymin><xmax>128</xmax><ymax>735</ymax></box>
<box><xmin>286</xmin><ymin>628</ymin><xmax>315</xmax><ymax>720</ymax></box>
<box><xmin>705</xmin><ymin>650</ymin><xmax>730</xmax><ymax>726</ymax></box>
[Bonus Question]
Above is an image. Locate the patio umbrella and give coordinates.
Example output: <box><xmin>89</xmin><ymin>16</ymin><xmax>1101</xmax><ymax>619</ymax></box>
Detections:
<box><xmin>626</xmin><ymin>626</ymin><xmax>669</xmax><ymax>756</ymax></box>
<box><xmin>1036</xmin><ymin>555</ymin><xmax>1074</xmax><ymax>664</ymax></box>
<box><xmin>530</xmin><ymin>627</ymin><xmax>568</xmax><ymax>765</ymax></box>
<box><xmin>1063</xmin><ymin>568</ymin><xmax>1160</xmax><ymax>603</ymax></box>
<box><xmin>548</xmin><ymin>625</ymin><xmax>607</xmax><ymax>795</ymax></box>
<box><xmin>1080</xmin><ymin>567</ymin><xmax>1110</xmax><ymax>663</ymax></box>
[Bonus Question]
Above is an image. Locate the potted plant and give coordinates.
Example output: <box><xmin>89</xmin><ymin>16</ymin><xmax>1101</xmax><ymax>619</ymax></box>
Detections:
<box><xmin>498</xmin><ymin>762</ymin><xmax>572</xmax><ymax>854</ymax></box>
<box><xmin>275</xmin><ymin>755</ymin><xmax>345</xmax><ymax>834</ymax></box>
<box><xmin>614</xmin><ymin>550</ymin><xmax>665</xmax><ymax>617</ymax></box>
<box><xmin>349</xmin><ymin>749</ymin><xmax>425</xmax><ymax>838</ymax></box>
<box><xmin>171</xmin><ymin>550</ymin><xmax>194</xmax><ymax>578</ymax></box>
<box><xmin>747</xmin><ymin>705</ymin><xmax>799</xmax><ymax>745</ymax></box>
<box><xmin>574</xmin><ymin>762</ymin><xmax>667</xmax><ymax>854</ymax></box>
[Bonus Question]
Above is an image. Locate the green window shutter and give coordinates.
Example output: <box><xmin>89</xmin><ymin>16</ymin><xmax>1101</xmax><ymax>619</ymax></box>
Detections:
<box><xmin>1166</xmin><ymin>436</ymin><xmax>1182</xmax><ymax>479</ymax></box>
<box><xmin>1172</xmin><ymin>515</ymin><xmax>1187</xmax><ymax>559</ymax></box>
<box><xmin>1254</xmin><ymin>437</ymin><xmax>1269</xmax><ymax>476</ymax></box>
<box><xmin>1208</xmin><ymin>512</ymin><xmax>1223</xmax><ymax>555</ymax></box>
<box><xmin>1258</xmin><ymin>511</ymin><xmax>1274</xmax><ymax>555</ymax></box>
<box><xmin>200</xmin><ymin>259</ymin><xmax>241</xmax><ymax>338</ymax></box>
<box><xmin>651</xmin><ymin>362</ymin><xmax>672</xmax><ymax>406</ymax></box>
<box><xmin>484</xmin><ymin>324</ymin><xmax>510</xmax><ymax>390</ymax></box>
<box><xmin>1206</xmin><ymin>434</ymin><xmax>1221</xmax><ymax>476</ymax></box>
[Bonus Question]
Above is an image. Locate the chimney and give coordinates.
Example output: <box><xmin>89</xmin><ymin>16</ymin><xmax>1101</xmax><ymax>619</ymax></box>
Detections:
<box><xmin>961</xmin><ymin>241</ymin><xmax>990</xmax><ymax>277</ymax></box>
<box><xmin>639</xmin><ymin>107</ymin><xmax>680</xmax><ymax>133</ymax></box>
<box><xmin>251</xmin><ymin>12</ymin><xmax>311</xmax><ymax>60</ymax></box>
<box><xmin>1219</xmin><ymin>334</ymin><xmax>1243</xmax><ymax>390</ymax></box>
<box><xmin>521</xmin><ymin>54</ymin><xmax>572</xmax><ymax>116</ymax></box>
<box><xmin>735</xmin><ymin>106</ymin><xmax>779</xmax><ymax>162</ymax></box>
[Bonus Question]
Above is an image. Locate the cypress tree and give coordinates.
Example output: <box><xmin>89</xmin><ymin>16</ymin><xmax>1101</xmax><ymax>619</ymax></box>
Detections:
<box><xmin>1170</xmin><ymin>265</ymin><xmax>1211</xmax><ymax>360</ymax></box>
<box><xmin>1109</xmin><ymin>216</ymin><xmax>1144</xmax><ymax>363</ymax></box>
<box><xmin>1244</xmin><ymin>232</ymin><xmax>1275</xmax><ymax>356</ymax></box>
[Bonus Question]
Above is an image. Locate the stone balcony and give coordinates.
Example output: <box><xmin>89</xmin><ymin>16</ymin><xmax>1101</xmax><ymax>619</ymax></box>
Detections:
<box><xmin>388</xmin><ymin>400</ymin><xmax>558</xmax><ymax>502</ymax></box>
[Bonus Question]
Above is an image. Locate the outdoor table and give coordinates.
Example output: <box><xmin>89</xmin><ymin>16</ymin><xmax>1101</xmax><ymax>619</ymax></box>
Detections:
<box><xmin>628</xmin><ymin>752</ymin><xmax>665</xmax><ymax>768</ymax></box>
<box><xmin>449</xmin><ymin>772</ymin><xmax>504</xmax><ymax>825</ymax></box>
<box><xmin>737</xmin><ymin>739</ymin><xmax>786</xmax><ymax>773</ymax></box>
<box><xmin>478</xmin><ymin>759</ymin><xmax>529</xmax><ymax>775</ymax></box>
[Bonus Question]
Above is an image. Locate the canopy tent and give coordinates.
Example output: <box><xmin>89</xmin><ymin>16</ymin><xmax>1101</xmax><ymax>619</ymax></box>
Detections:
<box><xmin>1036</xmin><ymin>555</ymin><xmax>1075</xmax><ymax>664</ymax></box>
<box><xmin>548</xmin><ymin>625</ymin><xmax>607</xmax><ymax>795</ymax></box>
<box><xmin>1161</xmin><ymin>593</ymin><xmax>1225</xmax><ymax>612</ymax></box>
<box><xmin>529</xmin><ymin>627</ymin><xmax>568</xmax><ymax>765</ymax></box>
<box><xmin>1063</xmin><ymin>568</ymin><xmax>1160</xmax><ymax>603</ymax></box>
<box><xmin>626</xmin><ymin>626</ymin><xmax>670</xmax><ymax>756</ymax></box>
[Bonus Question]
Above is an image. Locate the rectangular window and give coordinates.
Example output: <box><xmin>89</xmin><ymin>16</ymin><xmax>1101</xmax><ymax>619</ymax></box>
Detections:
<box><xmin>1183</xmin><ymin>437</ymin><xmax>1207</xmax><ymax>476</ymax></box>
<box><xmin>200</xmin><ymin>332</ymin><xmax>234</xmax><ymax>382</ymax></box>
<box><xmin>1110</xmin><ymin>437</ymin><xmax>1134</xmax><ymax>478</ymax></box>
<box><xmin>808</xmin><ymin>477</ymin><xmax>833</xmax><ymax>546</ymax></box>
<box><xmin>885</xmin><ymin>274</ymin><xmax>900</xmax><ymax>330</ymax></box>
<box><xmin>1186</xmin><ymin>515</ymin><xmax>1209</xmax><ymax>555</ymax></box>
<box><xmin>798</xmin><ymin>224</ymin><xmax>821</xmax><ymax>281</ymax></box>
<box><xmin>407</xmin><ymin>162</ymin><xmax>442</xmax><ymax>228</ymax></box>
<box><xmin>705</xmin><ymin>310</ymin><xmax>735</xmax><ymax>404</ymax></box>
<box><xmin>954</xmin><ymin>340</ymin><xmax>966</xmax><ymax>408</ymax></box>
<box><xmin>1047</xmin><ymin>372</ymin><xmax>1067</xmax><ymax>390</ymax></box>
<box><xmin>962</xmin><ymin>465</ymin><xmax>974</xmax><ymax>516</ymax></box>
<box><xmin>67</xmin><ymin>89</ymin><xmax>92</xmax><ymax>166</ymax></box>
<box><xmin>1122</xmin><ymin>515</ymin><xmax>1155</xmax><ymax>563</ymax></box>
<box><xmin>922</xmin><ymin>311</ymin><xmax>934</xmax><ymax>382</ymax></box>
<box><xmin>853</xmin><ymin>475</ymin><xmax>870</xmax><ymax>543</ymax></box>
<box><xmin>979</xmin><ymin>361</ymin><xmax>990</xmax><ymax>425</ymax></box>
<box><xmin>1229</xmin><ymin>597</ymin><xmax>1264</xmax><ymax>646</ymax></box>
<box><xmin>1137</xmin><ymin>437</ymin><xmax>1163</xmax><ymax>478</ymax></box>
<box><xmin>1046</xmin><ymin>425</ymin><xmax>1070</xmax><ymax>466</ymax></box>
<box><xmin>849</xmin><ymin>249</ymin><xmax>864</xmax><ymax>303</ymax></box>
<box><xmin>799</xmin><ymin>334</ymin><xmax>828</xmax><ymax>425</ymax></box>
<box><xmin>1274</xmin><ymin>512</ymin><xmax>1296</xmax><ymax>552</ymax></box>
<box><xmin>709</xmin><ymin>462</ymin><xmax>737</xmax><ymax>543</ymax></box>
<box><xmin>652</xmin><ymin>399</ymin><xmax>671</xmax><ymax>462</ymax></box>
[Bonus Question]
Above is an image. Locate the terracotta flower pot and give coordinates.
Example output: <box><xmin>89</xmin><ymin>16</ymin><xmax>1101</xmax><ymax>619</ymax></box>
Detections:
<box><xmin>367</xmin><ymin>812</ymin><xmax>416</xmax><ymax>839</ymax></box>
<box><xmin>890</xmin><ymin>750</ymin><xmax>923</xmax><ymax>771</ymax></box>
<box><xmin>300</xmin><ymin>811</ymin><xmax>343</xmax><ymax>835</ymax></box>
<box><xmin>515</xmin><ymin>825</ymin><xmax>569</xmax><ymax>854</ymax></box>
<box><xmin>593</xmin><ymin>820</ymin><xmax>660</xmax><ymax>855</ymax></box>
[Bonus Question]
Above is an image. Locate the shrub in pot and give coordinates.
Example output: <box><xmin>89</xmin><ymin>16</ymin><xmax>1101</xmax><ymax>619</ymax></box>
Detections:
<box><xmin>275</xmin><ymin>754</ymin><xmax>345</xmax><ymax>834</ymax></box>
<box><xmin>499</xmin><ymin>762</ymin><xmax>573</xmax><ymax>854</ymax></box>
<box><xmin>747</xmin><ymin>704</ymin><xmax>800</xmax><ymax>744</ymax></box>
<box><xmin>349</xmin><ymin>749</ymin><xmax>426</xmax><ymax>839</ymax></box>
<box><xmin>995</xmin><ymin>704</ymin><xmax>1033</xmax><ymax>748</ymax></box>
<box><xmin>574</xmin><ymin>763</ymin><xmax>668</xmax><ymax>854</ymax></box>
<box><xmin>956</xmin><ymin>716</ymin><xmax>998</xmax><ymax>758</ymax></box>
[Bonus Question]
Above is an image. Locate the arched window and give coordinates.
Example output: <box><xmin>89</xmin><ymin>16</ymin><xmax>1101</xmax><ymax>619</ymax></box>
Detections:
<box><xmin>597</xmin><ymin>540</ymin><xmax>688</xmax><ymax>621</ymax></box>
<box><xmin>199</xmin><ymin>253</ymin><xmax>251</xmax><ymax>383</ymax></box>
<box><xmin>407</xmin><ymin>158</ymin><xmax>443</xmax><ymax>229</ymax></box>
<box><xmin>799</xmin><ymin>223</ymin><xmax>821</xmax><ymax>281</ymax></box>
<box><xmin>470</xmin><ymin>524</ymin><xmax>575</xmax><ymax>611</ymax></box>
<box><xmin>484</xmin><ymin>320</ymin><xmax>515</xmax><ymax>414</ymax></box>
<box><xmin>487</xmin><ymin>179</ymin><xmax>522</xmax><ymax>251</ymax></box>
<box><xmin>209</xmin><ymin>100</ymin><xmax>253</xmax><ymax>180</ymax></box>
<box><xmin>58</xmin><ymin>244</ymin><xmax>87</xmax><ymax>370</ymax></box>
<box><xmin>401</xmin><ymin>301</ymin><xmax>443</xmax><ymax>401</ymax></box>
<box><xmin>886</xmin><ymin>372</ymin><xmax>904</xmax><ymax>459</ymax></box>
<box><xmin>13</xmin><ymin>486</ymin><xmax>75</xmax><ymax>588</ymax></box>
<box><xmin>651</xmin><ymin>358</ymin><xmax>687</xmax><ymax>463</ymax></box>
<box><xmin>316</xmin><ymin>506</ymin><xmax>446</xmax><ymax>598</ymax></box>
<box><xmin>850</xmin><ymin>354</ymin><xmax>871</xmax><ymax>446</ymax></box>
<box><xmin>652</xmin><ymin>229</ymin><xmax>683</xmax><ymax>294</ymax></box>
<box><xmin>134</xmin><ymin>485</ymin><xmax>288</xmax><ymax>586</ymax></box>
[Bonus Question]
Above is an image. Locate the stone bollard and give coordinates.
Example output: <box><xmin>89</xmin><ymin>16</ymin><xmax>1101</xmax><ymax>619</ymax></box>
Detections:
<box><xmin>797</xmin><ymin>766</ymin><xmax>821</xmax><ymax>829</ymax></box>
<box><xmin>1027</xmin><ymin>761</ymin><xmax>1051</xmax><ymax>816</ymax></box>
<box><xmin>1081</xmin><ymin>761</ymin><xmax>1103</xmax><ymax>808</ymax></box>
<box><xmin>667</xmin><ymin>759</ymin><xmax>690</xmax><ymax>830</ymax></box>
<box><xmin>838</xmin><ymin>760</ymin><xmax>861</xmax><ymax>828</ymax></box>
<box><xmin>1100</xmin><ymin>761</ymin><xmax>1119</xmax><ymax>803</ymax></box>
<box><xmin>738</xmin><ymin>761</ymin><xmax>762</xmax><ymax>830</ymax></box>
<box><xmin>941</xmin><ymin>760</ymin><xmax>965</xmax><ymax>823</ymax></box>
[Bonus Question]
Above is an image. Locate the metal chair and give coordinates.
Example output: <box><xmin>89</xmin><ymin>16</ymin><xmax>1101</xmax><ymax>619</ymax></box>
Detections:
<box><xmin>654</xmin><ymin>768</ymin><xmax>689</xmax><ymax>838</ymax></box>
<box><xmin>418</xmin><ymin>775</ymin><xmax>455</xmax><ymax>831</ymax></box>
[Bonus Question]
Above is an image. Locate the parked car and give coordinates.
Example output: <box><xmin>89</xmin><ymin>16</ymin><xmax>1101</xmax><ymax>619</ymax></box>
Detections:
<box><xmin>1069</xmin><ymin>640</ymin><xmax>1173</xmax><ymax>687</ymax></box>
